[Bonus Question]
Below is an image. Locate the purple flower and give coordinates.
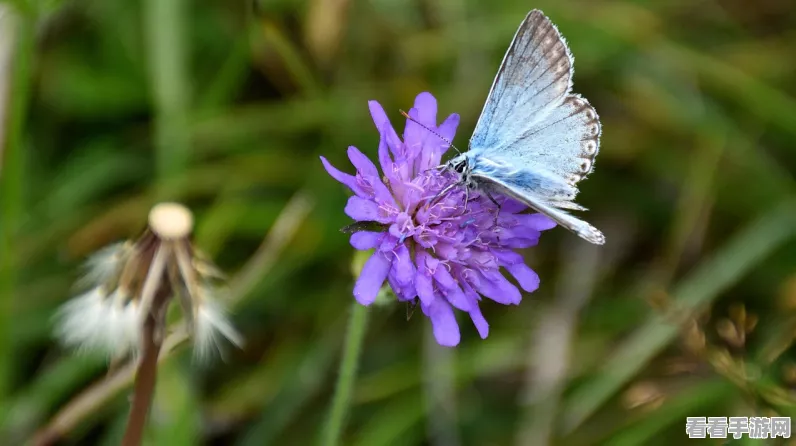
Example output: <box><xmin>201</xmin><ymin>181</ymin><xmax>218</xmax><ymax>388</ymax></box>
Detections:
<box><xmin>321</xmin><ymin>92</ymin><xmax>555</xmax><ymax>347</ymax></box>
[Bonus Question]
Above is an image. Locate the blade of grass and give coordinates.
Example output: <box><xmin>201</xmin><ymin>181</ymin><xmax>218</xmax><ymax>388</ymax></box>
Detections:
<box><xmin>236</xmin><ymin>317</ymin><xmax>345</xmax><ymax>446</ymax></box>
<box><xmin>423</xmin><ymin>324</ymin><xmax>460</xmax><ymax>446</ymax></box>
<box><xmin>602</xmin><ymin>378</ymin><xmax>734</xmax><ymax>446</ymax></box>
<box><xmin>144</xmin><ymin>0</ymin><xmax>191</xmax><ymax>190</ymax></box>
<box><xmin>149</xmin><ymin>360</ymin><xmax>198</xmax><ymax>446</ymax></box>
<box><xmin>320</xmin><ymin>301</ymin><xmax>369</xmax><ymax>446</ymax></box>
<box><xmin>0</xmin><ymin>6</ymin><xmax>34</xmax><ymax>426</ymax></box>
<box><xmin>562</xmin><ymin>199</ymin><xmax>796</xmax><ymax>432</ymax></box>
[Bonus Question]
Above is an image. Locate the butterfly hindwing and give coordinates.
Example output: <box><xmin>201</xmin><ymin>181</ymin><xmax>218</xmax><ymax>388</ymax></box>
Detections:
<box><xmin>471</xmin><ymin>171</ymin><xmax>605</xmax><ymax>245</ymax></box>
<box><xmin>482</xmin><ymin>94</ymin><xmax>601</xmax><ymax>202</ymax></box>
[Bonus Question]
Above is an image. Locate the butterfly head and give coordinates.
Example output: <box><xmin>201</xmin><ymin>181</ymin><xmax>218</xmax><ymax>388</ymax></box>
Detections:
<box><xmin>445</xmin><ymin>154</ymin><xmax>475</xmax><ymax>188</ymax></box>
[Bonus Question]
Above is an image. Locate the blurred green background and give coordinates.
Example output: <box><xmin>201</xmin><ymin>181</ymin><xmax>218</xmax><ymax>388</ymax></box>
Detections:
<box><xmin>2</xmin><ymin>0</ymin><xmax>796</xmax><ymax>444</ymax></box>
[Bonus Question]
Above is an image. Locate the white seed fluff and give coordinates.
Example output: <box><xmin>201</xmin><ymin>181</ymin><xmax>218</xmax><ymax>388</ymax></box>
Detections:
<box><xmin>193</xmin><ymin>288</ymin><xmax>243</xmax><ymax>361</ymax></box>
<box><xmin>54</xmin><ymin>287</ymin><xmax>142</xmax><ymax>357</ymax></box>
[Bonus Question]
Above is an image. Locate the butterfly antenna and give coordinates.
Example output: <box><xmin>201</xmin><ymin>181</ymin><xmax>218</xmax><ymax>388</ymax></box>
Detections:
<box><xmin>399</xmin><ymin>109</ymin><xmax>462</xmax><ymax>156</ymax></box>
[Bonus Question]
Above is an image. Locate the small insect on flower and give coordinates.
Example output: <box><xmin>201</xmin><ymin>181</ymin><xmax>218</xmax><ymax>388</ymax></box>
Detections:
<box><xmin>321</xmin><ymin>92</ymin><xmax>556</xmax><ymax>347</ymax></box>
<box><xmin>54</xmin><ymin>203</ymin><xmax>243</xmax><ymax>361</ymax></box>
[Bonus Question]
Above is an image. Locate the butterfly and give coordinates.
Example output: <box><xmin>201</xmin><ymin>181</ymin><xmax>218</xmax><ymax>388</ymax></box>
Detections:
<box><xmin>445</xmin><ymin>9</ymin><xmax>605</xmax><ymax>245</ymax></box>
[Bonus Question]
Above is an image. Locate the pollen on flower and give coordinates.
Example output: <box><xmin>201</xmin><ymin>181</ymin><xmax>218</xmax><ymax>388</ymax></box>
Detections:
<box><xmin>321</xmin><ymin>92</ymin><xmax>557</xmax><ymax>347</ymax></box>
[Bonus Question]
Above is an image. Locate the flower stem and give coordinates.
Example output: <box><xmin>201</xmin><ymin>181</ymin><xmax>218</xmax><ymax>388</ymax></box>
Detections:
<box><xmin>121</xmin><ymin>310</ymin><xmax>163</xmax><ymax>446</ymax></box>
<box><xmin>121</xmin><ymin>283</ymin><xmax>171</xmax><ymax>446</ymax></box>
<box><xmin>321</xmin><ymin>302</ymin><xmax>369</xmax><ymax>446</ymax></box>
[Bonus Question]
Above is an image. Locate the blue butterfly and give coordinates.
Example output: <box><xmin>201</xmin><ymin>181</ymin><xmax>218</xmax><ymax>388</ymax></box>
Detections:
<box><xmin>446</xmin><ymin>10</ymin><xmax>605</xmax><ymax>245</ymax></box>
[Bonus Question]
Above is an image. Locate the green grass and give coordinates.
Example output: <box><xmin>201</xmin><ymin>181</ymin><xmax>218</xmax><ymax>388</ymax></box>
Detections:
<box><xmin>0</xmin><ymin>0</ymin><xmax>795</xmax><ymax>445</ymax></box>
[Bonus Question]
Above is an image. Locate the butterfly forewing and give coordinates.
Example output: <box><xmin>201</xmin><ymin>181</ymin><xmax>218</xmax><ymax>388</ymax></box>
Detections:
<box><xmin>470</xmin><ymin>10</ymin><xmax>574</xmax><ymax>153</ymax></box>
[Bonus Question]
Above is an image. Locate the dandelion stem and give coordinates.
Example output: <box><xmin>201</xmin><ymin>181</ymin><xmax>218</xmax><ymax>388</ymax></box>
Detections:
<box><xmin>122</xmin><ymin>313</ymin><xmax>163</xmax><ymax>446</ymax></box>
<box><xmin>122</xmin><ymin>288</ymin><xmax>170</xmax><ymax>446</ymax></box>
<box><xmin>321</xmin><ymin>301</ymin><xmax>369</xmax><ymax>446</ymax></box>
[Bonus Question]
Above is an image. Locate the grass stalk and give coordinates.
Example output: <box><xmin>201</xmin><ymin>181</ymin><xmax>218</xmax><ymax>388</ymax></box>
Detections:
<box><xmin>0</xmin><ymin>7</ymin><xmax>34</xmax><ymax>422</ymax></box>
<box><xmin>321</xmin><ymin>302</ymin><xmax>369</xmax><ymax>446</ymax></box>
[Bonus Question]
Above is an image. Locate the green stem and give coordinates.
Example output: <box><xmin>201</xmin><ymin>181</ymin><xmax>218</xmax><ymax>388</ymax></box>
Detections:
<box><xmin>321</xmin><ymin>302</ymin><xmax>369</xmax><ymax>446</ymax></box>
<box><xmin>0</xmin><ymin>8</ymin><xmax>34</xmax><ymax>420</ymax></box>
<box><xmin>144</xmin><ymin>0</ymin><xmax>190</xmax><ymax>195</ymax></box>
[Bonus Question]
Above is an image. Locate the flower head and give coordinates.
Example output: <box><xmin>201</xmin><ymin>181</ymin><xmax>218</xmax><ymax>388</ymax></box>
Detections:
<box><xmin>55</xmin><ymin>203</ymin><xmax>243</xmax><ymax>360</ymax></box>
<box><xmin>321</xmin><ymin>92</ymin><xmax>555</xmax><ymax>346</ymax></box>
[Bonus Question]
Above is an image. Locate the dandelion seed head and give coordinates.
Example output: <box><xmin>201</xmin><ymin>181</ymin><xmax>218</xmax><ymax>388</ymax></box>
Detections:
<box><xmin>148</xmin><ymin>202</ymin><xmax>194</xmax><ymax>240</ymax></box>
<box><xmin>54</xmin><ymin>203</ymin><xmax>242</xmax><ymax>360</ymax></box>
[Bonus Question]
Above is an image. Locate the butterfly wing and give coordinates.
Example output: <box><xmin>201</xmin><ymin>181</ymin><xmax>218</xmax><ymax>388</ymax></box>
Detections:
<box><xmin>470</xmin><ymin>9</ymin><xmax>574</xmax><ymax>153</ymax></box>
<box><xmin>470</xmin><ymin>169</ymin><xmax>605</xmax><ymax>245</ymax></box>
<box><xmin>470</xmin><ymin>10</ymin><xmax>601</xmax><ymax>206</ymax></box>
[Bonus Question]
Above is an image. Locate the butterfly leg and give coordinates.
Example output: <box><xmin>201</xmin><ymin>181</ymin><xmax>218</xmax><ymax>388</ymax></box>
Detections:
<box><xmin>484</xmin><ymin>191</ymin><xmax>502</xmax><ymax>228</ymax></box>
<box><xmin>461</xmin><ymin>184</ymin><xmax>470</xmax><ymax>215</ymax></box>
<box><xmin>426</xmin><ymin>181</ymin><xmax>460</xmax><ymax>210</ymax></box>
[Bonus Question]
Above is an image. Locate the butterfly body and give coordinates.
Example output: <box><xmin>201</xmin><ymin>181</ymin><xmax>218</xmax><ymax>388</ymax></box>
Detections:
<box><xmin>447</xmin><ymin>9</ymin><xmax>605</xmax><ymax>245</ymax></box>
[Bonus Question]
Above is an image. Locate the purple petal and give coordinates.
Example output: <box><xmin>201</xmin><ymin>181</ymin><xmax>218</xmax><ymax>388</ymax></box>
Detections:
<box><xmin>416</xmin><ymin>269</ymin><xmax>435</xmax><ymax>306</ymax></box>
<box><xmin>473</xmin><ymin>270</ymin><xmax>522</xmax><ymax>305</ymax></box>
<box><xmin>437</xmin><ymin>113</ymin><xmax>460</xmax><ymax>145</ymax></box>
<box><xmin>501</xmin><ymin>199</ymin><xmax>527</xmax><ymax>214</ymax></box>
<box><xmin>468</xmin><ymin>303</ymin><xmax>489</xmax><ymax>339</ymax></box>
<box><xmin>345</xmin><ymin>196</ymin><xmax>392</xmax><ymax>223</ymax></box>
<box><xmin>415</xmin><ymin>251</ymin><xmax>436</xmax><ymax>306</ymax></box>
<box><xmin>350</xmin><ymin>232</ymin><xmax>383</xmax><ymax>250</ymax></box>
<box><xmin>377</xmin><ymin>135</ymin><xmax>396</xmax><ymax>181</ymax></box>
<box><xmin>426</xmin><ymin>298</ymin><xmax>460</xmax><ymax>347</ymax></box>
<box><xmin>516</xmin><ymin>213</ymin><xmax>557</xmax><ymax>231</ymax></box>
<box><xmin>320</xmin><ymin>156</ymin><xmax>365</xmax><ymax>197</ymax></box>
<box><xmin>506</xmin><ymin>263</ymin><xmax>540</xmax><ymax>293</ymax></box>
<box><xmin>433</xmin><ymin>265</ymin><xmax>470</xmax><ymax>311</ymax></box>
<box><xmin>354</xmin><ymin>251</ymin><xmax>391</xmax><ymax>305</ymax></box>
<box><xmin>461</xmin><ymin>279</ymin><xmax>489</xmax><ymax>338</ymax></box>
<box><xmin>346</xmin><ymin>146</ymin><xmax>396</xmax><ymax>205</ymax></box>
<box><xmin>392</xmin><ymin>244</ymin><xmax>415</xmax><ymax>287</ymax></box>
<box><xmin>347</xmin><ymin>146</ymin><xmax>379</xmax><ymax>178</ymax></box>
<box><xmin>496</xmin><ymin>229</ymin><xmax>542</xmax><ymax>248</ymax></box>
<box><xmin>368</xmin><ymin>101</ymin><xmax>403</xmax><ymax>158</ymax></box>
<box><xmin>492</xmin><ymin>249</ymin><xmax>523</xmax><ymax>266</ymax></box>
<box><xmin>387</xmin><ymin>273</ymin><xmax>415</xmax><ymax>301</ymax></box>
<box><xmin>413</xmin><ymin>92</ymin><xmax>438</xmax><ymax>126</ymax></box>
<box><xmin>403</xmin><ymin>107</ymin><xmax>424</xmax><ymax>160</ymax></box>
<box><xmin>419</xmin><ymin>112</ymin><xmax>461</xmax><ymax>171</ymax></box>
